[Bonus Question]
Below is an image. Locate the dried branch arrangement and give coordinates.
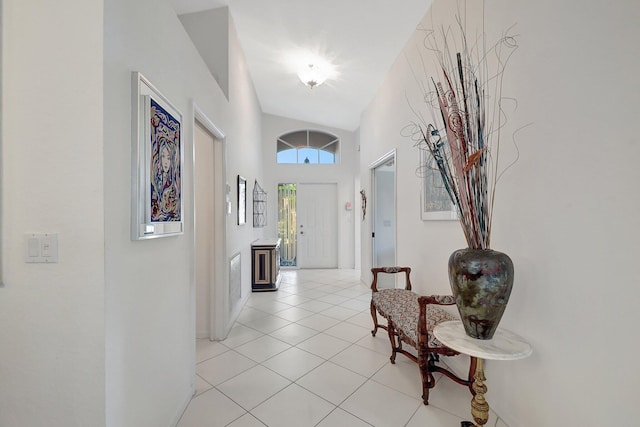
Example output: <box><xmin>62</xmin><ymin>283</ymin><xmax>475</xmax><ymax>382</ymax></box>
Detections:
<box><xmin>408</xmin><ymin>11</ymin><xmax>519</xmax><ymax>249</ymax></box>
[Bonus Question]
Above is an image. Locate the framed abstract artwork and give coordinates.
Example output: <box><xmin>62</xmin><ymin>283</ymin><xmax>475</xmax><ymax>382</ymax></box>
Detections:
<box><xmin>237</xmin><ymin>175</ymin><xmax>247</xmax><ymax>225</ymax></box>
<box><xmin>131</xmin><ymin>72</ymin><xmax>184</xmax><ymax>239</ymax></box>
<box><xmin>420</xmin><ymin>149</ymin><xmax>457</xmax><ymax>221</ymax></box>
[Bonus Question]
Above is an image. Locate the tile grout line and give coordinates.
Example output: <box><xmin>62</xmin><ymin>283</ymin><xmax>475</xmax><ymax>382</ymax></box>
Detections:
<box><xmin>227</xmin><ymin>279</ymin><xmax>374</xmax><ymax>424</ymax></box>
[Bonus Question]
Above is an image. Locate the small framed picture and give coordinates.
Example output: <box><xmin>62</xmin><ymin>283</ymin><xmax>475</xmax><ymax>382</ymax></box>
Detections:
<box><xmin>237</xmin><ymin>175</ymin><xmax>247</xmax><ymax>225</ymax></box>
<box><xmin>131</xmin><ymin>72</ymin><xmax>184</xmax><ymax>239</ymax></box>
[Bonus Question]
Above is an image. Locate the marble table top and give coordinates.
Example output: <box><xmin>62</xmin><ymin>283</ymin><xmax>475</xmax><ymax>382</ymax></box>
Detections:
<box><xmin>433</xmin><ymin>321</ymin><xmax>532</xmax><ymax>360</ymax></box>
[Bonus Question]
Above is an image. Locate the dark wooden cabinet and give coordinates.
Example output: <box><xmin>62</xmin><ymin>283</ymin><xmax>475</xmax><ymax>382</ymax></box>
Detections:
<box><xmin>251</xmin><ymin>238</ymin><xmax>281</xmax><ymax>291</ymax></box>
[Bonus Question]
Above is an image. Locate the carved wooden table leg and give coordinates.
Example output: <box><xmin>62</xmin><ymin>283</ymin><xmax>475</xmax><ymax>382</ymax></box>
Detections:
<box><xmin>470</xmin><ymin>357</ymin><xmax>489</xmax><ymax>427</ymax></box>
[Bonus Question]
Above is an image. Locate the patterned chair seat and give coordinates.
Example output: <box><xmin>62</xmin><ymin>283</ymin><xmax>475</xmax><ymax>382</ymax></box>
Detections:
<box><xmin>382</xmin><ymin>293</ymin><xmax>456</xmax><ymax>349</ymax></box>
<box><xmin>371</xmin><ymin>288</ymin><xmax>417</xmax><ymax>319</ymax></box>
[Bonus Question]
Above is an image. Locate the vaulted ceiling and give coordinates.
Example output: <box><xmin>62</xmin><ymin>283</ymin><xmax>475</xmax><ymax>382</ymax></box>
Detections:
<box><xmin>169</xmin><ymin>0</ymin><xmax>432</xmax><ymax>131</ymax></box>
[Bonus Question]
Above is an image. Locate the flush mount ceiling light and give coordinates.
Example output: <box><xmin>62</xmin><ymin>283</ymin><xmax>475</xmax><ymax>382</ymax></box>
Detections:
<box><xmin>298</xmin><ymin>63</ymin><xmax>327</xmax><ymax>89</ymax></box>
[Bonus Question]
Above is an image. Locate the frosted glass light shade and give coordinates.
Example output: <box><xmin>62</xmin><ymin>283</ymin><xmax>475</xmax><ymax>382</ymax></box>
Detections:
<box><xmin>298</xmin><ymin>64</ymin><xmax>327</xmax><ymax>88</ymax></box>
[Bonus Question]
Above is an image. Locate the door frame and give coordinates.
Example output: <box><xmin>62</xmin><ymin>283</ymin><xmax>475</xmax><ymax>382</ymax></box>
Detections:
<box><xmin>369</xmin><ymin>149</ymin><xmax>397</xmax><ymax>271</ymax></box>
<box><xmin>193</xmin><ymin>104</ymin><xmax>228</xmax><ymax>342</ymax></box>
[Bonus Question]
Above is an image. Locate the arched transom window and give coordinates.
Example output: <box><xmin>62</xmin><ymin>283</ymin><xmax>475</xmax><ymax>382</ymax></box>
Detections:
<box><xmin>276</xmin><ymin>130</ymin><xmax>339</xmax><ymax>164</ymax></box>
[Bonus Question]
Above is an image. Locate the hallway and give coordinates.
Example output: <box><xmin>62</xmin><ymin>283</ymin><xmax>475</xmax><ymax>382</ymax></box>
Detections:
<box><xmin>177</xmin><ymin>269</ymin><xmax>487</xmax><ymax>427</ymax></box>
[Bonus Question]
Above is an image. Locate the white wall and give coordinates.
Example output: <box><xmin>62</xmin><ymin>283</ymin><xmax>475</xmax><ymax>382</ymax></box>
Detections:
<box><xmin>0</xmin><ymin>0</ymin><xmax>105</xmax><ymax>426</ymax></box>
<box><xmin>104</xmin><ymin>2</ymin><xmax>262</xmax><ymax>427</ymax></box>
<box><xmin>360</xmin><ymin>0</ymin><xmax>639</xmax><ymax>425</ymax></box>
<box><xmin>261</xmin><ymin>113</ymin><xmax>358</xmax><ymax>269</ymax></box>
<box><xmin>179</xmin><ymin>7</ymin><xmax>230</xmax><ymax>100</ymax></box>
<box><xmin>223</xmin><ymin>13</ymin><xmax>264</xmax><ymax>325</ymax></box>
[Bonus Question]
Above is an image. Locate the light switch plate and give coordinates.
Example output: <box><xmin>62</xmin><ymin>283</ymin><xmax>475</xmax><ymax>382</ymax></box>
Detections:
<box><xmin>25</xmin><ymin>233</ymin><xmax>59</xmax><ymax>263</ymax></box>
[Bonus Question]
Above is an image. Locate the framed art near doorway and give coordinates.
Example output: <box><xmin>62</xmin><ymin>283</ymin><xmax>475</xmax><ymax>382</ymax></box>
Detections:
<box><xmin>131</xmin><ymin>72</ymin><xmax>184</xmax><ymax>240</ymax></box>
<box><xmin>237</xmin><ymin>175</ymin><xmax>247</xmax><ymax>225</ymax></box>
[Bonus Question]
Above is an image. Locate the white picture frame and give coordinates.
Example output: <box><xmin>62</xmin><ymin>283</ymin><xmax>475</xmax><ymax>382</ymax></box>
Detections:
<box><xmin>131</xmin><ymin>72</ymin><xmax>184</xmax><ymax>239</ymax></box>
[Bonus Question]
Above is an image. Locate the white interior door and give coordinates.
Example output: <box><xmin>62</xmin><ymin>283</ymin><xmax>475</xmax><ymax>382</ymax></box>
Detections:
<box><xmin>194</xmin><ymin>111</ymin><xmax>228</xmax><ymax>342</ymax></box>
<box><xmin>194</xmin><ymin>121</ymin><xmax>214</xmax><ymax>339</ymax></box>
<box><xmin>297</xmin><ymin>183</ymin><xmax>338</xmax><ymax>268</ymax></box>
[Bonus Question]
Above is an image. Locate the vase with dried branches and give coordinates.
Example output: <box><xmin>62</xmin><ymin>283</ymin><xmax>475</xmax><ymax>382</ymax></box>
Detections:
<box><xmin>410</xmin><ymin>11</ymin><xmax>519</xmax><ymax>339</ymax></box>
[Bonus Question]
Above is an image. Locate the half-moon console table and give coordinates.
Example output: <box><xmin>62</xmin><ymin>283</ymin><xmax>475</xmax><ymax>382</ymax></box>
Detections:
<box><xmin>433</xmin><ymin>320</ymin><xmax>532</xmax><ymax>427</ymax></box>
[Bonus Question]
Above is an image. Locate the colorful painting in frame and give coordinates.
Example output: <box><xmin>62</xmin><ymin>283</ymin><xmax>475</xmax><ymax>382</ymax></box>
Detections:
<box><xmin>150</xmin><ymin>98</ymin><xmax>181</xmax><ymax>222</ymax></box>
<box><xmin>131</xmin><ymin>72</ymin><xmax>184</xmax><ymax>239</ymax></box>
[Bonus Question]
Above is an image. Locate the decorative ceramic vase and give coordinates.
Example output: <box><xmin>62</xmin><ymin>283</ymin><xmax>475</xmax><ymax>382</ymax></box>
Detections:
<box><xmin>448</xmin><ymin>248</ymin><xmax>514</xmax><ymax>340</ymax></box>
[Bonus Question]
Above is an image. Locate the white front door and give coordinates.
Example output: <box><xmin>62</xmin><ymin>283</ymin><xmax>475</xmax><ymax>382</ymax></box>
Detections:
<box><xmin>297</xmin><ymin>183</ymin><xmax>338</xmax><ymax>268</ymax></box>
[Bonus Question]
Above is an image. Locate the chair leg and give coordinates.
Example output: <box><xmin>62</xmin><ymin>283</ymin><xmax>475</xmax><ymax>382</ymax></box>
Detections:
<box><xmin>387</xmin><ymin>322</ymin><xmax>398</xmax><ymax>364</ymax></box>
<box><xmin>370</xmin><ymin>300</ymin><xmax>379</xmax><ymax>336</ymax></box>
<box><xmin>418</xmin><ymin>346</ymin><xmax>436</xmax><ymax>405</ymax></box>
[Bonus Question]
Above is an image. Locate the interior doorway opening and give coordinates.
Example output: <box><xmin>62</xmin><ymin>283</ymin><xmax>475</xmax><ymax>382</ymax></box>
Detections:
<box><xmin>371</xmin><ymin>151</ymin><xmax>397</xmax><ymax>288</ymax></box>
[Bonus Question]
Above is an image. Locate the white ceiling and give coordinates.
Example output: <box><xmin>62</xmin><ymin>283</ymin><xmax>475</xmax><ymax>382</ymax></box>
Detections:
<box><xmin>169</xmin><ymin>0</ymin><xmax>432</xmax><ymax>131</ymax></box>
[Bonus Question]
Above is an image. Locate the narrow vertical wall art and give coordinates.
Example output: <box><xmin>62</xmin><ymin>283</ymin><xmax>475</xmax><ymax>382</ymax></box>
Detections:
<box><xmin>131</xmin><ymin>72</ymin><xmax>184</xmax><ymax>239</ymax></box>
<box><xmin>237</xmin><ymin>175</ymin><xmax>246</xmax><ymax>225</ymax></box>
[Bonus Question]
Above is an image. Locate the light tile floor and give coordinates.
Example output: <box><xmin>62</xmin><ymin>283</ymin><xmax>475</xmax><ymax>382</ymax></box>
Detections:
<box><xmin>178</xmin><ymin>269</ymin><xmax>506</xmax><ymax>427</ymax></box>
